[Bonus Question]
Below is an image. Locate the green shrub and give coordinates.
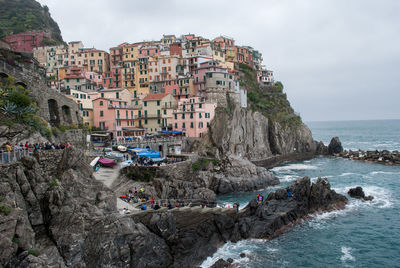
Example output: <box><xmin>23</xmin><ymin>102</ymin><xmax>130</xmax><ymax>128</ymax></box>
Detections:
<box><xmin>28</xmin><ymin>248</ymin><xmax>40</xmax><ymax>257</ymax></box>
<box><xmin>49</xmin><ymin>178</ymin><xmax>58</xmax><ymax>188</ymax></box>
<box><xmin>0</xmin><ymin>204</ymin><xmax>11</xmax><ymax>215</ymax></box>
<box><xmin>12</xmin><ymin>236</ymin><xmax>19</xmax><ymax>244</ymax></box>
<box><xmin>192</xmin><ymin>158</ymin><xmax>219</xmax><ymax>171</ymax></box>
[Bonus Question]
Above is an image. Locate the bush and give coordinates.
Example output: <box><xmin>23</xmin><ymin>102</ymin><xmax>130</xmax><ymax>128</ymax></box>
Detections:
<box><xmin>28</xmin><ymin>248</ymin><xmax>40</xmax><ymax>257</ymax></box>
<box><xmin>6</xmin><ymin>86</ymin><xmax>31</xmax><ymax>108</ymax></box>
<box><xmin>49</xmin><ymin>178</ymin><xmax>58</xmax><ymax>188</ymax></box>
<box><xmin>192</xmin><ymin>158</ymin><xmax>219</xmax><ymax>171</ymax></box>
<box><xmin>0</xmin><ymin>204</ymin><xmax>11</xmax><ymax>215</ymax></box>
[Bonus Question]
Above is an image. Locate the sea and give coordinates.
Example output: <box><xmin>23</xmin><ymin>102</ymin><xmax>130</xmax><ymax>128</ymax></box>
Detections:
<box><xmin>201</xmin><ymin>119</ymin><xmax>400</xmax><ymax>268</ymax></box>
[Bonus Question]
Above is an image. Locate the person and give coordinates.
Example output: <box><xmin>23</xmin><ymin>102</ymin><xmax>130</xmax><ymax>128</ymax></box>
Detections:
<box><xmin>167</xmin><ymin>202</ymin><xmax>172</xmax><ymax>209</ymax></box>
<box><xmin>287</xmin><ymin>189</ymin><xmax>294</xmax><ymax>198</ymax></box>
<box><xmin>150</xmin><ymin>196</ymin><xmax>155</xmax><ymax>206</ymax></box>
<box><xmin>141</xmin><ymin>204</ymin><xmax>147</xmax><ymax>210</ymax></box>
<box><xmin>153</xmin><ymin>202</ymin><xmax>160</xmax><ymax>210</ymax></box>
<box><xmin>258</xmin><ymin>194</ymin><xmax>263</xmax><ymax>205</ymax></box>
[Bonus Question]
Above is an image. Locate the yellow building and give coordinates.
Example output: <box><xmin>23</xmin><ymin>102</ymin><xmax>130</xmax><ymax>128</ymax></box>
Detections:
<box><xmin>134</xmin><ymin>57</ymin><xmax>150</xmax><ymax>95</ymax></box>
<box><xmin>142</xmin><ymin>93</ymin><xmax>176</xmax><ymax>133</ymax></box>
<box><xmin>85</xmin><ymin>49</ymin><xmax>110</xmax><ymax>74</ymax></box>
<box><xmin>67</xmin><ymin>89</ymin><xmax>94</xmax><ymax>127</ymax></box>
<box><xmin>121</xmin><ymin>44</ymin><xmax>140</xmax><ymax>93</ymax></box>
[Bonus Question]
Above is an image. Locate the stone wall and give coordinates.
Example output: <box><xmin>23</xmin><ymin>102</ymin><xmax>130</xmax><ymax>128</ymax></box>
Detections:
<box><xmin>0</xmin><ymin>49</ymin><xmax>82</xmax><ymax>127</ymax></box>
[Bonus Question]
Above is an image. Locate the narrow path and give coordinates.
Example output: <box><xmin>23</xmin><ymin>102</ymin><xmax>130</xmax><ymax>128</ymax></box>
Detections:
<box><xmin>92</xmin><ymin>162</ymin><xmax>138</xmax><ymax>212</ymax></box>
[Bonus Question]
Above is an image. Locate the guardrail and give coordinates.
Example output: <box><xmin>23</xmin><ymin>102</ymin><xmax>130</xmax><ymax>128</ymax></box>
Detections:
<box><xmin>0</xmin><ymin>149</ymin><xmax>32</xmax><ymax>164</ymax></box>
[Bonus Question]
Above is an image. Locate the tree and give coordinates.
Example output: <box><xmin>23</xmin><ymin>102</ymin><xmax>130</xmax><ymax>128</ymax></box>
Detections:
<box><xmin>275</xmin><ymin>81</ymin><xmax>284</xmax><ymax>91</ymax></box>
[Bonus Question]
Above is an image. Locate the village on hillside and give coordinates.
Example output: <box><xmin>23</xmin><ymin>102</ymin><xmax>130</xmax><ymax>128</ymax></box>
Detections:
<box><xmin>3</xmin><ymin>31</ymin><xmax>275</xmax><ymax>140</ymax></box>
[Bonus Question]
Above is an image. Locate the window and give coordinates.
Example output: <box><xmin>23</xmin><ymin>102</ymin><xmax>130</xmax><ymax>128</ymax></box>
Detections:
<box><xmin>157</xmin><ymin>110</ymin><xmax>161</xmax><ymax>116</ymax></box>
<box><xmin>190</xmin><ymin>122</ymin><xmax>194</xmax><ymax>128</ymax></box>
<box><xmin>144</xmin><ymin>101</ymin><xmax>147</xmax><ymax>106</ymax></box>
<box><xmin>182</xmin><ymin>113</ymin><xmax>185</xmax><ymax>119</ymax></box>
<box><xmin>199</xmin><ymin>113</ymin><xmax>202</xmax><ymax>118</ymax></box>
<box><xmin>174</xmin><ymin>114</ymin><xmax>177</xmax><ymax>119</ymax></box>
<box><xmin>100</xmin><ymin>101</ymin><xmax>103</xmax><ymax>106</ymax></box>
<box><xmin>174</xmin><ymin>123</ymin><xmax>178</xmax><ymax>128</ymax></box>
<box><xmin>190</xmin><ymin>113</ymin><xmax>193</xmax><ymax>119</ymax></box>
<box><xmin>117</xmin><ymin>131</ymin><xmax>121</xmax><ymax>136</ymax></box>
<box><xmin>116</xmin><ymin>92</ymin><xmax>119</xmax><ymax>98</ymax></box>
<box><xmin>144</xmin><ymin>119</ymin><xmax>148</xmax><ymax>124</ymax></box>
<box><xmin>199</xmin><ymin>122</ymin><xmax>203</xmax><ymax>128</ymax></box>
<box><xmin>101</xmin><ymin>93</ymin><xmax>104</xmax><ymax>97</ymax></box>
<box><xmin>207</xmin><ymin>122</ymin><xmax>210</xmax><ymax>128</ymax></box>
<box><xmin>163</xmin><ymin>109</ymin><xmax>166</xmax><ymax>115</ymax></box>
<box><xmin>157</xmin><ymin>100</ymin><xmax>160</xmax><ymax>106</ymax></box>
<box><xmin>157</xmin><ymin>119</ymin><xmax>161</xmax><ymax>124</ymax></box>
<box><xmin>144</xmin><ymin>110</ymin><xmax>148</xmax><ymax>117</ymax></box>
<box><xmin>182</xmin><ymin>122</ymin><xmax>186</xmax><ymax>129</ymax></box>
<box><xmin>100</xmin><ymin>111</ymin><xmax>103</xmax><ymax>117</ymax></box>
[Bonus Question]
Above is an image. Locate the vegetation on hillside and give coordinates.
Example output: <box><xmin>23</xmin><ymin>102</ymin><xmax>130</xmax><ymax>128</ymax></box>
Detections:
<box><xmin>239</xmin><ymin>63</ymin><xmax>302</xmax><ymax>126</ymax></box>
<box><xmin>0</xmin><ymin>0</ymin><xmax>63</xmax><ymax>44</ymax></box>
<box><xmin>0</xmin><ymin>76</ymin><xmax>52</xmax><ymax>138</ymax></box>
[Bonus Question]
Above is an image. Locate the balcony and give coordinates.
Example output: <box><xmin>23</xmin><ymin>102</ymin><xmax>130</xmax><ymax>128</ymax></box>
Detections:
<box><xmin>138</xmin><ymin>114</ymin><xmax>161</xmax><ymax>119</ymax></box>
<box><xmin>108</xmin><ymin>104</ymin><xmax>142</xmax><ymax>109</ymax></box>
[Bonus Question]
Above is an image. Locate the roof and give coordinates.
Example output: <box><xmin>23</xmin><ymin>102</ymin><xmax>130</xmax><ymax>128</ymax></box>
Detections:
<box><xmin>143</xmin><ymin>93</ymin><xmax>168</xmax><ymax>101</ymax></box>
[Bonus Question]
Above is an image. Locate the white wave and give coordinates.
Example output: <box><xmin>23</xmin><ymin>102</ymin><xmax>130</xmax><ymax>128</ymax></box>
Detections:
<box><xmin>200</xmin><ymin>239</ymin><xmax>272</xmax><ymax>268</ymax></box>
<box><xmin>309</xmin><ymin>184</ymin><xmax>396</xmax><ymax>229</ymax></box>
<box><xmin>340</xmin><ymin>246</ymin><xmax>355</xmax><ymax>262</ymax></box>
<box><xmin>272</xmin><ymin>164</ymin><xmax>318</xmax><ymax>172</ymax></box>
<box><xmin>333</xmin><ymin>185</ymin><xmax>395</xmax><ymax>209</ymax></box>
<box><xmin>279</xmin><ymin>175</ymin><xmax>297</xmax><ymax>182</ymax></box>
<box><xmin>370</xmin><ymin>171</ymin><xmax>400</xmax><ymax>176</ymax></box>
<box><xmin>338</xmin><ymin>172</ymin><xmax>357</xmax><ymax>177</ymax></box>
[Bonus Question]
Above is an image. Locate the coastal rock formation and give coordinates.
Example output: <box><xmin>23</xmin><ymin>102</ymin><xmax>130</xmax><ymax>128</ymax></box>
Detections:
<box><xmin>202</xmin><ymin>107</ymin><xmax>317</xmax><ymax>162</ymax></box>
<box><xmin>0</xmin><ymin>148</ymin><xmax>348</xmax><ymax>267</ymax></box>
<box><xmin>336</xmin><ymin>149</ymin><xmax>400</xmax><ymax>166</ymax></box>
<box><xmin>131</xmin><ymin>177</ymin><xmax>348</xmax><ymax>267</ymax></box>
<box><xmin>114</xmin><ymin>154</ymin><xmax>279</xmax><ymax>201</ymax></box>
<box><xmin>348</xmin><ymin>186</ymin><xmax>374</xmax><ymax>201</ymax></box>
<box><xmin>0</xmin><ymin>148</ymin><xmax>172</xmax><ymax>267</ymax></box>
<box><xmin>328</xmin><ymin>136</ymin><xmax>344</xmax><ymax>155</ymax></box>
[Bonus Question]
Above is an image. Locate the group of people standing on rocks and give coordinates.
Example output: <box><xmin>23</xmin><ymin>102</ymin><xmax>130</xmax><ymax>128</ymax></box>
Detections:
<box><xmin>1</xmin><ymin>141</ymin><xmax>72</xmax><ymax>164</ymax></box>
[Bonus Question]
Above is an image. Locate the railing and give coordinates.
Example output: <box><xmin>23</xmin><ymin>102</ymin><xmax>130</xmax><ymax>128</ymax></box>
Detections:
<box><xmin>114</xmin><ymin>136</ymin><xmax>185</xmax><ymax>145</ymax></box>
<box><xmin>0</xmin><ymin>149</ymin><xmax>32</xmax><ymax>164</ymax></box>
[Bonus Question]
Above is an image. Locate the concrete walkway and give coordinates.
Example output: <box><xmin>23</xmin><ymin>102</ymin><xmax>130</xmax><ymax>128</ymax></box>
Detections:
<box><xmin>92</xmin><ymin>162</ymin><xmax>138</xmax><ymax>212</ymax></box>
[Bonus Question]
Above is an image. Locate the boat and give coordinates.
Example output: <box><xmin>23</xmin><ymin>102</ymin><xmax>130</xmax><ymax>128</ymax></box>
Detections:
<box><xmin>136</xmin><ymin>151</ymin><xmax>161</xmax><ymax>159</ymax></box>
<box><xmin>120</xmin><ymin>160</ymin><xmax>133</xmax><ymax>168</ymax></box>
<box><xmin>90</xmin><ymin>156</ymin><xmax>101</xmax><ymax>171</ymax></box>
<box><xmin>105</xmin><ymin>152</ymin><xmax>124</xmax><ymax>160</ymax></box>
<box><xmin>98</xmin><ymin>157</ymin><xmax>115</xmax><ymax>168</ymax></box>
<box><xmin>117</xmin><ymin>145</ymin><xmax>127</xmax><ymax>152</ymax></box>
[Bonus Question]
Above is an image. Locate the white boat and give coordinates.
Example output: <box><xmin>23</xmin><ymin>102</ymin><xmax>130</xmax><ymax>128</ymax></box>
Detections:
<box><xmin>120</xmin><ymin>160</ymin><xmax>133</xmax><ymax>168</ymax></box>
<box><xmin>117</xmin><ymin>145</ymin><xmax>127</xmax><ymax>152</ymax></box>
<box><xmin>90</xmin><ymin>156</ymin><xmax>101</xmax><ymax>171</ymax></box>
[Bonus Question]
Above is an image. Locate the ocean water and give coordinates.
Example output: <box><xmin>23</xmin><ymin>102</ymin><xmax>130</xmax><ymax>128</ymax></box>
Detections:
<box><xmin>202</xmin><ymin>120</ymin><xmax>400</xmax><ymax>268</ymax></box>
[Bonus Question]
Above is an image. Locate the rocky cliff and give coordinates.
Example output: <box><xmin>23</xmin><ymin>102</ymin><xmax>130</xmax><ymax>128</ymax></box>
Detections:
<box><xmin>200</xmin><ymin>106</ymin><xmax>320</xmax><ymax>167</ymax></box>
<box><xmin>0</xmin><ymin>147</ymin><xmax>347</xmax><ymax>267</ymax></box>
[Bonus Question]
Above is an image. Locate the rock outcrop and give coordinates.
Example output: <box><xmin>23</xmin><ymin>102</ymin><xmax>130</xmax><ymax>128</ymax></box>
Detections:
<box><xmin>114</xmin><ymin>155</ymin><xmax>279</xmax><ymax>201</ymax></box>
<box><xmin>348</xmin><ymin>186</ymin><xmax>374</xmax><ymax>201</ymax></box>
<box><xmin>336</xmin><ymin>149</ymin><xmax>400</xmax><ymax>166</ymax></box>
<box><xmin>0</xmin><ymin>150</ymin><xmax>348</xmax><ymax>267</ymax></box>
<box><xmin>199</xmin><ymin>106</ymin><xmax>322</xmax><ymax>168</ymax></box>
<box><xmin>0</xmin><ymin>148</ymin><xmax>172</xmax><ymax>267</ymax></box>
<box><xmin>131</xmin><ymin>177</ymin><xmax>348</xmax><ymax>267</ymax></box>
<box><xmin>328</xmin><ymin>136</ymin><xmax>343</xmax><ymax>155</ymax></box>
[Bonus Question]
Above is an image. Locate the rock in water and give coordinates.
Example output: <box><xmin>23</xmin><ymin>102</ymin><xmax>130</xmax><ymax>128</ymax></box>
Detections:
<box><xmin>211</xmin><ymin>258</ymin><xmax>231</xmax><ymax>268</ymax></box>
<box><xmin>328</xmin><ymin>136</ymin><xmax>343</xmax><ymax>155</ymax></box>
<box><xmin>348</xmin><ymin>186</ymin><xmax>374</xmax><ymax>201</ymax></box>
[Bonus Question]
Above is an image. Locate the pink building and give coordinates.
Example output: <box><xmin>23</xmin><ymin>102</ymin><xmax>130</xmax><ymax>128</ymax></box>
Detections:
<box><xmin>193</xmin><ymin>61</ymin><xmax>227</xmax><ymax>92</ymax></box>
<box><xmin>4</xmin><ymin>31</ymin><xmax>52</xmax><ymax>52</ymax></box>
<box><xmin>92</xmin><ymin>88</ymin><xmax>143</xmax><ymax>139</ymax></box>
<box><xmin>171</xmin><ymin>97</ymin><xmax>217</xmax><ymax>138</ymax></box>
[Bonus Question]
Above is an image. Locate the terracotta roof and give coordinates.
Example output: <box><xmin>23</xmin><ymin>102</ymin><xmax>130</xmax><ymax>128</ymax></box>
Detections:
<box><xmin>143</xmin><ymin>93</ymin><xmax>168</xmax><ymax>101</ymax></box>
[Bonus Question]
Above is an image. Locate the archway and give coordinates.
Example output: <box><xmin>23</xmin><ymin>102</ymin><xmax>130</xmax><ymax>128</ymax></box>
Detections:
<box><xmin>15</xmin><ymin>81</ymin><xmax>27</xmax><ymax>88</ymax></box>
<box><xmin>48</xmin><ymin>99</ymin><xmax>60</xmax><ymax>126</ymax></box>
<box><xmin>0</xmin><ymin>72</ymin><xmax>9</xmax><ymax>79</ymax></box>
<box><xmin>61</xmin><ymin>105</ymin><xmax>72</xmax><ymax>124</ymax></box>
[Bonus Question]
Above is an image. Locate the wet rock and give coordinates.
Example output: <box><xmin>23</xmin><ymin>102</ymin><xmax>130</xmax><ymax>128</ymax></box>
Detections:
<box><xmin>239</xmin><ymin>253</ymin><xmax>246</xmax><ymax>258</ymax></box>
<box><xmin>328</xmin><ymin>136</ymin><xmax>343</xmax><ymax>155</ymax></box>
<box><xmin>348</xmin><ymin>186</ymin><xmax>374</xmax><ymax>201</ymax></box>
<box><xmin>211</xmin><ymin>258</ymin><xmax>231</xmax><ymax>268</ymax></box>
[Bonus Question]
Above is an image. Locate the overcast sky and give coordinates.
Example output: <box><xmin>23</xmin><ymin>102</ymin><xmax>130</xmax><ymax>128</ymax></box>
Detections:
<box><xmin>37</xmin><ymin>0</ymin><xmax>400</xmax><ymax>122</ymax></box>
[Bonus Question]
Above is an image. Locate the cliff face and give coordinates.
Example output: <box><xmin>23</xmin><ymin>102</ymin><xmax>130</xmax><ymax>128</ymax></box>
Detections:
<box><xmin>0</xmin><ymin>149</ymin><xmax>172</xmax><ymax>267</ymax></box>
<box><xmin>202</xmin><ymin>106</ymin><xmax>318</xmax><ymax>166</ymax></box>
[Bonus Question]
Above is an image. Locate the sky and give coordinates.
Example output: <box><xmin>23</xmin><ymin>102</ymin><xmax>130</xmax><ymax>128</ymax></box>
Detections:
<box><xmin>37</xmin><ymin>0</ymin><xmax>400</xmax><ymax>121</ymax></box>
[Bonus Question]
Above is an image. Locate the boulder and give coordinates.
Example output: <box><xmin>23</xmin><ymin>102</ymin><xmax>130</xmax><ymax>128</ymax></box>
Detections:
<box><xmin>328</xmin><ymin>137</ymin><xmax>343</xmax><ymax>155</ymax></box>
<box><xmin>348</xmin><ymin>186</ymin><xmax>374</xmax><ymax>201</ymax></box>
<box><xmin>211</xmin><ymin>258</ymin><xmax>231</xmax><ymax>268</ymax></box>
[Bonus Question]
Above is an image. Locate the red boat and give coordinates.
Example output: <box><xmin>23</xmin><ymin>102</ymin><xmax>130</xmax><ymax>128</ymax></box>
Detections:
<box><xmin>98</xmin><ymin>157</ymin><xmax>115</xmax><ymax>168</ymax></box>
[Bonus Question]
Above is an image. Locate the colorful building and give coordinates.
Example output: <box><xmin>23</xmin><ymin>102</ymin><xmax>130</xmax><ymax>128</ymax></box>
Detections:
<box><xmin>4</xmin><ymin>31</ymin><xmax>52</xmax><ymax>52</ymax></box>
<box><xmin>142</xmin><ymin>93</ymin><xmax>177</xmax><ymax>134</ymax></box>
<box><xmin>171</xmin><ymin>97</ymin><xmax>217</xmax><ymax>138</ymax></box>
